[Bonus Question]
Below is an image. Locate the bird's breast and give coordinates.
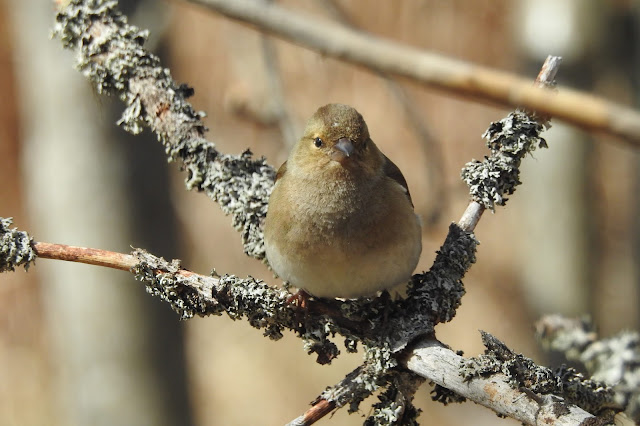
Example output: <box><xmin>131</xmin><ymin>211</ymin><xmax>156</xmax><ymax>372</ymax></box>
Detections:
<box><xmin>264</xmin><ymin>167</ymin><xmax>421</xmax><ymax>298</ymax></box>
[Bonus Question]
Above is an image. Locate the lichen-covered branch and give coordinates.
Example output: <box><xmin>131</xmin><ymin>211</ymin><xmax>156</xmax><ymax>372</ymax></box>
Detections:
<box><xmin>1</xmin><ymin>214</ymin><xmax>474</xmax><ymax>424</ymax></box>
<box><xmin>465</xmin><ymin>332</ymin><xmax>617</xmax><ymax>416</ymax></box>
<box><xmin>53</xmin><ymin>0</ymin><xmax>274</xmax><ymax>261</ymax></box>
<box><xmin>460</xmin><ymin>56</ymin><xmax>555</xmax><ymax>213</ymax></box>
<box><xmin>461</xmin><ymin>111</ymin><xmax>548</xmax><ymax>211</ymax></box>
<box><xmin>288</xmin><ymin>364</ymin><xmax>423</xmax><ymax>426</ymax></box>
<box><xmin>0</xmin><ymin>214</ymin><xmax>470</xmax><ymax>355</ymax></box>
<box><xmin>403</xmin><ymin>335</ymin><xmax>618</xmax><ymax>425</ymax></box>
<box><xmin>536</xmin><ymin>315</ymin><xmax>640</xmax><ymax>422</ymax></box>
<box><xmin>457</xmin><ymin>55</ymin><xmax>559</xmax><ymax>232</ymax></box>
<box><xmin>387</xmin><ymin>224</ymin><xmax>476</xmax><ymax>352</ymax></box>
<box><xmin>4</xmin><ymin>215</ymin><xmax>618</xmax><ymax>425</ymax></box>
<box><xmin>364</xmin><ymin>372</ymin><xmax>424</xmax><ymax>426</ymax></box>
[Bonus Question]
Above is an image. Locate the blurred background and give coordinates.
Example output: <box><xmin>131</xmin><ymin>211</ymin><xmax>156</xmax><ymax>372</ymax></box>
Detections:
<box><xmin>1</xmin><ymin>0</ymin><xmax>639</xmax><ymax>425</ymax></box>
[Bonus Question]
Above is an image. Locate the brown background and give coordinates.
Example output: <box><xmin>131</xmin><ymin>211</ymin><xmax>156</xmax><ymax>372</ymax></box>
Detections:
<box><xmin>1</xmin><ymin>0</ymin><xmax>638</xmax><ymax>425</ymax></box>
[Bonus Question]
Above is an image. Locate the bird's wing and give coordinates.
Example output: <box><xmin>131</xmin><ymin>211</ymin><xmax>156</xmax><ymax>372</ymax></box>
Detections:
<box><xmin>383</xmin><ymin>155</ymin><xmax>413</xmax><ymax>206</ymax></box>
<box><xmin>275</xmin><ymin>161</ymin><xmax>288</xmax><ymax>182</ymax></box>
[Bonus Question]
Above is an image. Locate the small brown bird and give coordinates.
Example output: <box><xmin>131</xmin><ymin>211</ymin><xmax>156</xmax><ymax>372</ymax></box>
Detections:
<box><xmin>264</xmin><ymin>104</ymin><xmax>422</xmax><ymax>299</ymax></box>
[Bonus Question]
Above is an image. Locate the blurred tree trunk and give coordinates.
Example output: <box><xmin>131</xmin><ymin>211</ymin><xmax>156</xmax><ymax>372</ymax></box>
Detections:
<box><xmin>6</xmin><ymin>1</ymin><xmax>191</xmax><ymax>425</ymax></box>
<box><xmin>0</xmin><ymin>1</ymin><xmax>53</xmax><ymax>425</ymax></box>
<box><xmin>589</xmin><ymin>3</ymin><xmax>640</xmax><ymax>334</ymax></box>
<box><xmin>516</xmin><ymin>0</ymin><xmax>640</xmax><ymax>331</ymax></box>
<box><xmin>515</xmin><ymin>0</ymin><xmax>595</xmax><ymax>316</ymax></box>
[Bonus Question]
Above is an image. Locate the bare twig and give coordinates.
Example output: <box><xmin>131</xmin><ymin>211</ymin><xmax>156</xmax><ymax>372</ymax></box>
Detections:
<box><xmin>286</xmin><ymin>399</ymin><xmax>336</xmax><ymax>426</ymax></box>
<box><xmin>535</xmin><ymin>56</ymin><xmax>562</xmax><ymax>87</ymax></box>
<box><xmin>189</xmin><ymin>0</ymin><xmax>640</xmax><ymax>147</ymax></box>
<box><xmin>458</xmin><ymin>201</ymin><xmax>484</xmax><ymax>232</ymax></box>
<box><xmin>34</xmin><ymin>242</ymin><xmax>137</xmax><ymax>271</ymax></box>
<box><xmin>260</xmin><ymin>30</ymin><xmax>299</xmax><ymax>148</ymax></box>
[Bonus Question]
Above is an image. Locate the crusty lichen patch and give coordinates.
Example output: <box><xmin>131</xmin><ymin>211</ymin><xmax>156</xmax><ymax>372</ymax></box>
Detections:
<box><xmin>462</xmin><ymin>331</ymin><xmax>616</xmax><ymax>416</ymax></box>
<box><xmin>462</xmin><ymin>111</ymin><xmax>547</xmax><ymax>210</ymax></box>
<box><xmin>0</xmin><ymin>218</ymin><xmax>36</xmax><ymax>273</ymax></box>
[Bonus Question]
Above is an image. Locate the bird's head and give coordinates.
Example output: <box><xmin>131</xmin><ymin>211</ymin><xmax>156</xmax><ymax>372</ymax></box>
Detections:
<box><xmin>290</xmin><ymin>104</ymin><xmax>383</xmax><ymax>176</ymax></box>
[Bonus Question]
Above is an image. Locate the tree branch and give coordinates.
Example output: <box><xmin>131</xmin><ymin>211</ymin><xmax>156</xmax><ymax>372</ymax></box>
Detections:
<box><xmin>536</xmin><ymin>315</ymin><xmax>640</xmax><ymax>423</ymax></box>
<box><xmin>53</xmin><ymin>0</ymin><xmax>275</xmax><ymax>262</ymax></box>
<box><xmin>457</xmin><ymin>55</ymin><xmax>557</xmax><ymax>232</ymax></box>
<box><xmin>189</xmin><ymin>0</ymin><xmax>640</xmax><ymax>147</ymax></box>
<box><xmin>402</xmin><ymin>337</ymin><xmax>617</xmax><ymax>425</ymax></box>
<box><xmin>49</xmin><ymin>0</ymin><xmax>473</xmax><ymax>353</ymax></box>
<box><xmin>0</xmin><ymin>217</ymin><xmax>621</xmax><ymax>425</ymax></box>
<box><xmin>0</xmin><ymin>1</ymin><xmax>620</xmax><ymax>424</ymax></box>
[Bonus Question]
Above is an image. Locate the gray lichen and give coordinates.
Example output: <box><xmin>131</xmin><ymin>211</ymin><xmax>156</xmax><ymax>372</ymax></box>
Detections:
<box><xmin>430</xmin><ymin>384</ymin><xmax>466</xmax><ymax>405</ymax></box>
<box><xmin>582</xmin><ymin>332</ymin><xmax>640</xmax><ymax>418</ymax></box>
<box><xmin>536</xmin><ymin>315</ymin><xmax>640</xmax><ymax>422</ymax></box>
<box><xmin>53</xmin><ymin>0</ymin><xmax>275</xmax><ymax>261</ymax></box>
<box><xmin>406</xmin><ymin>224</ymin><xmax>476</xmax><ymax>322</ymax></box>
<box><xmin>365</xmin><ymin>372</ymin><xmax>423</xmax><ymax>426</ymax></box>
<box><xmin>132</xmin><ymin>248</ymin><xmax>298</xmax><ymax>340</ymax></box>
<box><xmin>382</xmin><ymin>224</ymin><xmax>477</xmax><ymax>352</ymax></box>
<box><xmin>319</xmin><ymin>361</ymin><xmax>399</xmax><ymax>415</ymax></box>
<box><xmin>462</xmin><ymin>331</ymin><xmax>617</xmax><ymax>417</ymax></box>
<box><xmin>0</xmin><ymin>218</ymin><xmax>36</xmax><ymax>272</ymax></box>
<box><xmin>133</xmin><ymin>249</ymin><xmax>212</xmax><ymax>320</ymax></box>
<box><xmin>461</xmin><ymin>111</ymin><xmax>547</xmax><ymax>210</ymax></box>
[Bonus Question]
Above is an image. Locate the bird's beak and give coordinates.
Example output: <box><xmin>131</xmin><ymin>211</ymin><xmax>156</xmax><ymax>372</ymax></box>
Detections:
<box><xmin>330</xmin><ymin>138</ymin><xmax>354</xmax><ymax>163</ymax></box>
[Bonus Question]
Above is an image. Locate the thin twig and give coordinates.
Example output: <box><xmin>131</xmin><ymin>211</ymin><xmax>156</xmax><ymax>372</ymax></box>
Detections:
<box><xmin>286</xmin><ymin>399</ymin><xmax>336</xmax><ymax>426</ymax></box>
<box><xmin>536</xmin><ymin>56</ymin><xmax>562</xmax><ymax>86</ymax></box>
<box><xmin>33</xmin><ymin>242</ymin><xmax>137</xmax><ymax>271</ymax></box>
<box><xmin>260</xmin><ymin>25</ymin><xmax>299</xmax><ymax>148</ymax></box>
<box><xmin>32</xmin><ymin>242</ymin><xmax>201</xmax><ymax>278</ymax></box>
<box><xmin>189</xmin><ymin>0</ymin><xmax>640</xmax><ymax>146</ymax></box>
<box><xmin>457</xmin><ymin>201</ymin><xmax>484</xmax><ymax>232</ymax></box>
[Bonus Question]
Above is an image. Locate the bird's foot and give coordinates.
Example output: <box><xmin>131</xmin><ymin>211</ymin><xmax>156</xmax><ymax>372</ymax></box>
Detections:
<box><xmin>286</xmin><ymin>289</ymin><xmax>312</xmax><ymax>333</ymax></box>
<box><xmin>286</xmin><ymin>289</ymin><xmax>311</xmax><ymax>310</ymax></box>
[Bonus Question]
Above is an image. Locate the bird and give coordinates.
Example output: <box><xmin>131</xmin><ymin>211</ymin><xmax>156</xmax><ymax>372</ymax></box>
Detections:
<box><xmin>263</xmin><ymin>104</ymin><xmax>422</xmax><ymax>299</ymax></box>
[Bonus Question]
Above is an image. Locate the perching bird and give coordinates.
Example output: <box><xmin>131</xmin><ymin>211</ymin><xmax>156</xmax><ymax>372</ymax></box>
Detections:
<box><xmin>264</xmin><ymin>104</ymin><xmax>422</xmax><ymax>299</ymax></box>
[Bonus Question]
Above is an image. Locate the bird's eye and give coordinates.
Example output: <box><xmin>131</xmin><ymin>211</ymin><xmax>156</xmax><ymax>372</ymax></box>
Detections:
<box><xmin>314</xmin><ymin>137</ymin><xmax>323</xmax><ymax>148</ymax></box>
